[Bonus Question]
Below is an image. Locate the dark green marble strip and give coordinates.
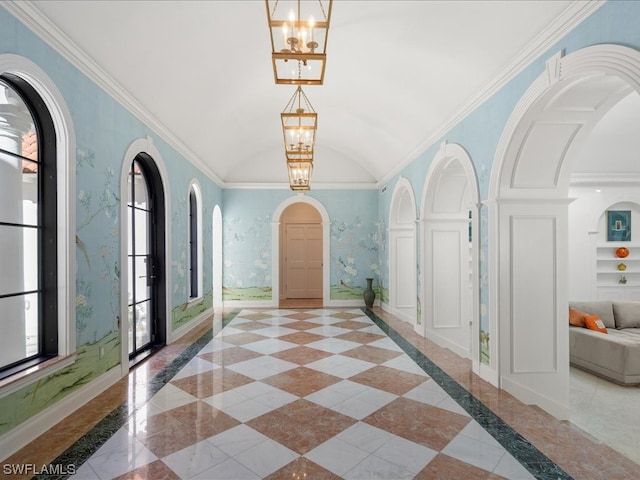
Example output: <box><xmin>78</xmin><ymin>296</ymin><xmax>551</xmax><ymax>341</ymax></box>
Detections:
<box><xmin>33</xmin><ymin>310</ymin><xmax>240</xmax><ymax>480</ymax></box>
<box><xmin>361</xmin><ymin>307</ymin><xmax>573</xmax><ymax>480</ymax></box>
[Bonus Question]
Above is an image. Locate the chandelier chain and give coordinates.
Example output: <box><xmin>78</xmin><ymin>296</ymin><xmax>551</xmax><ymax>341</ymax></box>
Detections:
<box><xmin>318</xmin><ymin>0</ymin><xmax>327</xmax><ymax>20</ymax></box>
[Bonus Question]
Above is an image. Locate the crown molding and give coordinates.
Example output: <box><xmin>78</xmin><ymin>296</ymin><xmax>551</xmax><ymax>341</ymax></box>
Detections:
<box><xmin>378</xmin><ymin>0</ymin><xmax>607</xmax><ymax>188</ymax></box>
<box><xmin>570</xmin><ymin>172</ymin><xmax>640</xmax><ymax>186</ymax></box>
<box><xmin>224</xmin><ymin>181</ymin><xmax>378</xmax><ymax>190</ymax></box>
<box><xmin>2</xmin><ymin>0</ymin><xmax>225</xmax><ymax>187</ymax></box>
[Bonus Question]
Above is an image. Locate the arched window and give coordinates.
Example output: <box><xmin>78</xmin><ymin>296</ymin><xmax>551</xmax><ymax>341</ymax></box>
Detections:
<box><xmin>188</xmin><ymin>183</ymin><xmax>202</xmax><ymax>299</ymax></box>
<box><xmin>0</xmin><ymin>74</ymin><xmax>57</xmax><ymax>377</ymax></box>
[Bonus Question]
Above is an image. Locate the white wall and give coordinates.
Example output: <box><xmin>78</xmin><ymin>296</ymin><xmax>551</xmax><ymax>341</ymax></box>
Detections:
<box><xmin>568</xmin><ymin>185</ymin><xmax>640</xmax><ymax>300</ymax></box>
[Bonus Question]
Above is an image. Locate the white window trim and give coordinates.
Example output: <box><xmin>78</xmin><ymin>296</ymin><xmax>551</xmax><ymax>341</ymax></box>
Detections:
<box><xmin>0</xmin><ymin>55</ymin><xmax>76</xmax><ymax>391</ymax></box>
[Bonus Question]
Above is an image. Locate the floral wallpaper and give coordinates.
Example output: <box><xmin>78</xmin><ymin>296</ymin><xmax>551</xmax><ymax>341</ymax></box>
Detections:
<box><xmin>75</xmin><ymin>148</ymin><xmax>121</xmax><ymax>345</ymax></box>
<box><xmin>222</xmin><ymin>213</ymin><xmax>273</xmax><ymax>301</ymax></box>
<box><xmin>221</xmin><ymin>190</ymin><xmax>379</xmax><ymax>302</ymax></box>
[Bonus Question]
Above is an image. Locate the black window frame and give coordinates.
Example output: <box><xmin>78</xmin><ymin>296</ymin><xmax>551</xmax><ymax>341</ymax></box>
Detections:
<box><xmin>0</xmin><ymin>73</ymin><xmax>58</xmax><ymax>379</ymax></box>
<box><xmin>188</xmin><ymin>187</ymin><xmax>198</xmax><ymax>298</ymax></box>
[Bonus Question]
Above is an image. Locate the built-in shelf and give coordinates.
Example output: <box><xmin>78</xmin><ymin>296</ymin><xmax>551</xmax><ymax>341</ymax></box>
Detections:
<box><xmin>596</xmin><ymin>243</ymin><xmax>640</xmax><ymax>300</ymax></box>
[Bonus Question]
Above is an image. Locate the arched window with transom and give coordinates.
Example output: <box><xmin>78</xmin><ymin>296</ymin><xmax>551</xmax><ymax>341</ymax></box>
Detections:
<box><xmin>0</xmin><ymin>74</ymin><xmax>58</xmax><ymax>378</ymax></box>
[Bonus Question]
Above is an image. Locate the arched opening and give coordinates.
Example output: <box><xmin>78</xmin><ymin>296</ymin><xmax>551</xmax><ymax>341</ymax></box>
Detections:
<box><xmin>272</xmin><ymin>195</ymin><xmax>330</xmax><ymax>307</ymax></box>
<box><xmin>388</xmin><ymin>177</ymin><xmax>417</xmax><ymax>328</ymax></box>
<box><xmin>488</xmin><ymin>45</ymin><xmax>640</xmax><ymax>419</ymax></box>
<box><xmin>420</xmin><ymin>143</ymin><xmax>480</xmax><ymax>369</ymax></box>
<box><xmin>212</xmin><ymin>204</ymin><xmax>223</xmax><ymax>311</ymax></box>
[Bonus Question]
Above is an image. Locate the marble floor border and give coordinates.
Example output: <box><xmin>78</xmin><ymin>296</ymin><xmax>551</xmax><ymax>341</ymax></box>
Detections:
<box><xmin>362</xmin><ymin>308</ymin><xmax>570</xmax><ymax>480</ymax></box>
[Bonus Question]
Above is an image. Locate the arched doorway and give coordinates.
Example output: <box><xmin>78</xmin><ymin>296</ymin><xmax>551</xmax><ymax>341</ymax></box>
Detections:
<box><xmin>420</xmin><ymin>143</ymin><xmax>480</xmax><ymax>369</ymax></box>
<box><xmin>488</xmin><ymin>45</ymin><xmax>640</xmax><ymax>419</ymax></box>
<box><xmin>280</xmin><ymin>203</ymin><xmax>322</xmax><ymax>303</ymax></box>
<box><xmin>272</xmin><ymin>196</ymin><xmax>330</xmax><ymax>306</ymax></box>
<box><xmin>388</xmin><ymin>178</ymin><xmax>417</xmax><ymax>328</ymax></box>
<box><xmin>120</xmin><ymin>137</ymin><xmax>169</xmax><ymax>372</ymax></box>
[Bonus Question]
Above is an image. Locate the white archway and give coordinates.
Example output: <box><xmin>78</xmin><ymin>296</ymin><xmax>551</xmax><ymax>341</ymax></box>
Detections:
<box><xmin>388</xmin><ymin>177</ymin><xmax>418</xmax><ymax>327</ymax></box>
<box><xmin>272</xmin><ymin>195</ymin><xmax>330</xmax><ymax>306</ymax></box>
<box><xmin>420</xmin><ymin>143</ymin><xmax>480</xmax><ymax>370</ymax></box>
<box><xmin>212</xmin><ymin>204</ymin><xmax>223</xmax><ymax>311</ymax></box>
<box><xmin>488</xmin><ymin>44</ymin><xmax>640</xmax><ymax>419</ymax></box>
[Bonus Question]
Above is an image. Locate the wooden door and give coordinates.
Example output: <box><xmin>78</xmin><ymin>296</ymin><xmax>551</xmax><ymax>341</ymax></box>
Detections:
<box><xmin>284</xmin><ymin>223</ymin><xmax>322</xmax><ymax>298</ymax></box>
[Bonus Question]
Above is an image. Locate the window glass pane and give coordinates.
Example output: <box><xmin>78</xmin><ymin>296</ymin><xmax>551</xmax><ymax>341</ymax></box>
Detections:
<box><xmin>24</xmin><ymin>292</ymin><xmax>38</xmax><ymax>357</ymax></box>
<box><xmin>23</xmin><ymin>225</ymin><xmax>38</xmax><ymax>292</ymax></box>
<box><xmin>128</xmin><ymin>305</ymin><xmax>135</xmax><ymax>355</ymax></box>
<box><xmin>127</xmin><ymin>206</ymin><xmax>133</xmax><ymax>255</ymax></box>
<box><xmin>133</xmin><ymin>161</ymin><xmax>149</xmax><ymax>210</ymax></box>
<box><xmin>21</xmin><ymin>173</ymin><xmax>38</xmax><ymax>226</ymax></box>
<box><xmin>134</xmin><ymin>209</ymin><xmax>150</xmax><ymax>255</ymax></box>
<box><xmin>134</xmin><ymin>255</ymin><xmax>150</xmax><ymax>303</ymax></box>
<box><xmin>127</xmin><ymin>255</ymin><xmax>134</xmax><ymax>305</ymax></box>
<box><xmin>0</xmin><ymin>224</ymin><xmax>27</xmax><ymax>296</ymax></box>
<box><xmin>22</xmin><ymin>131</ymin><xmax>38</xmax><ymax>163</ymax></box>
<box><xmin>135</xmin><ymin>300</ymin><xmax>151</xmax><ymax>348</ymax></box>
<box><xmin>0</xmin><ymin>293</ymin><xmax>32</xmax><ymax>368</ymax></box>
<box><xmin>0</xmin><ymin>81</ymin><xmax>37</xmax><ymax>226</ymax></box>
<box><xmin>0</xmin><ymin>152</ymin><xmax>39</xmax><ymax>227</ymax></box>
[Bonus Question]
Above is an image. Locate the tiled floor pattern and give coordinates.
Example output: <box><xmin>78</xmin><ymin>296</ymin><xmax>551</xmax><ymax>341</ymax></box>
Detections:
<box><xmin>570</xmin><ymin>366</ymin><xmax>640</xmax><ymax>465</ymax></box>
<box><xmin>69</xmin><ymin>309</ymin><xmax>542</xmax><ymax>480</ymax></box>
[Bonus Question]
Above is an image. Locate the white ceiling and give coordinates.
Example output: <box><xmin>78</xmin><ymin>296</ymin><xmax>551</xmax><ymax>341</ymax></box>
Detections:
<box><xmin>16</xmin><ymin>0</ymin><xmax>598</xmax><ymax>187</ymax></box>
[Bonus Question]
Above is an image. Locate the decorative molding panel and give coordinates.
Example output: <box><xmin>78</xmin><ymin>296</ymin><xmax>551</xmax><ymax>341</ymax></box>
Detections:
<box><xmin>510</xmin><ymin>215</ymin><xmax>557</xmax><ymax>374</ymax></box>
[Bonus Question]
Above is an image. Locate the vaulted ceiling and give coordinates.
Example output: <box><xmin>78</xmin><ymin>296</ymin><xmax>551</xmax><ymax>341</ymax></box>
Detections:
<box><xmin>10</xmin><ymin>1</ymin><xmax>606</xmax><ymax>187</ymax></box>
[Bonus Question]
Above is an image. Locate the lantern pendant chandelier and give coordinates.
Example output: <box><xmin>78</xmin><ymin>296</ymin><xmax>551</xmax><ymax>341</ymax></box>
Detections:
<box><xmin>281</xmin><ymin>86</ymin><xmax>316</xmax><ymax>190</ymax></box>
<box><xmin>266</xmin><ymin>0</ymin><xmax>333</xmax><ymax>85</ymax></box>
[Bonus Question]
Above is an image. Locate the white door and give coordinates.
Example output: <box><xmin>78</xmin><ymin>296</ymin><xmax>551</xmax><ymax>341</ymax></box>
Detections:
<box><xmin>426</xmin><ymin>219</ymin><xmax>471</xmax><ymax>358</ymax></box>
<box><xmin>284</xmin><ymin>223</ymin><xmax>322</xmax><ymax>298</ymax></box>
<box><xmin>390</xmin><ymin>227</ymin><xmax>417</xmax><ymax>323</ymax></box>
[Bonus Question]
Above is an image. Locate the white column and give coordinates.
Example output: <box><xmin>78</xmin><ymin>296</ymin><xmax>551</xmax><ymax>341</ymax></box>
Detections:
<box><xmin>0</xmin><ymin>84</ymin><xmax>33</xmax><ymax>367</ymax></box>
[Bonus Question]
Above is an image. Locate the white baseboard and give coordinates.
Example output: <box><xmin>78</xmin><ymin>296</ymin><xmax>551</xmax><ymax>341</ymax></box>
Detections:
<box><xmin>425</xmin><ymin>329</ymin><xmax>470</xmax><ymax>360</ymax></box>
<box><xmin>169</xmin><ymin>307</ymin><xmax>214</xmax><ymax>343</ymax></box>
<box><xmin>224</xmin><ymin>300</ymin><xmax>368</xmax><ymax>309</ymax></box>
<box><xmin>0</xmin><ymin>367</ymin><xmax>121</xmax><ymax>461</ymax></box>
<box><xmin>223</xmin><ymin>300</ymin><xmax>277</xmax><ymax>309</ymax></box>
<box><xmin>479</xmin><ymin>363</ymin><xmax>499</xmax><ymax>387</ymax></box>
<box><xmin>325</xmin><ymin>299</ymin><xmax>366</xmax><ymax>307</ymax></box>
<box><xmin>501</xmin><ymin>376</ymin><xmax>569</xmax><ymax>420</ymax></box>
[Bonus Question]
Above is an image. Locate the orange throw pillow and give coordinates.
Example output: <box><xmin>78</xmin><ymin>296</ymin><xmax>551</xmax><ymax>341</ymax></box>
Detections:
<box><xmin>569</xmin><ymin>307</ymin><xmax>588</xmax><ymax>328</ymax></box>
<box><xmin>584</xmin><ymin>314</ymin><xmax>608</xmax><ymax>334</ymax></box>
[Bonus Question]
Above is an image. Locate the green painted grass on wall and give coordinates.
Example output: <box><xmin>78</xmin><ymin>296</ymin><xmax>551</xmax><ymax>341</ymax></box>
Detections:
<box><xmin>0</xmin><ymin>331</ymin><xmax>120</xmax><ymax>436</ymax></box>
<box><xmin>172</xmin><ymin>290</ymin><xmax>214</xmax><ymax>331</ymax></box>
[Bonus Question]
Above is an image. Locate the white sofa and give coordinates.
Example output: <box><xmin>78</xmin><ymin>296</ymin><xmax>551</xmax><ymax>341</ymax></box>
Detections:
<box><xmin>569</xmin><ymin>300</ymin><xmax>640</xmax><ymax>385</ymax></box>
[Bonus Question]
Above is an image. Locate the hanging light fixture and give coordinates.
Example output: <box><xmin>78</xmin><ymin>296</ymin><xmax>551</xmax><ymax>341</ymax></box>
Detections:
<box><xmin>281</xmin><ymin>86</ymin><xmax>316</xmax><ymax>190</ymax></box>
<box><xmin>281</xmin><ymin>86</ymin><xmax>317</xmax><ymax>160</ymax></box>
<box><xmin>266</xmin><ymin>0</ymin><xmax>332</xmax><ymax>85</ymax></box>
<box><xmin>287</xmin><ymin>158</ymin><xmax>313</xmax><ymax>191</ymax></box>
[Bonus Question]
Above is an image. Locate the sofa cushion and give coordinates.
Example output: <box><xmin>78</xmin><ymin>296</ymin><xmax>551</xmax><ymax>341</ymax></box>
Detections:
<box><xmin>569</xmin><ymin>300</ymin><xmax>616</xmax><ymax>328</ymax></box>
<box><xmin>569</xmin><ymin>307</ymin><xmax>588</xmax><ymax>327</ymax></box>
<box><xmin>612</xmin><ymin>301</ymin><xmax>640</xmax><ymax>329</ymax></box>
<box><xmin>584</xmin><ymin>314</ymin><xmax>607</xmax><ymax>333</ymax></box>
<box><xmin>570</xmin><ymin>327</ymin><xmax>640</xmax><ymax>385</ymax></box>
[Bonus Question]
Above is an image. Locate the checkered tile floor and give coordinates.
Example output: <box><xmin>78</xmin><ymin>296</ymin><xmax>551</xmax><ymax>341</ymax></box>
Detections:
<box><xmin>74</xmin><ymin>309</ymin><xmax>535</xmax><ymax>479</ymax></box>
